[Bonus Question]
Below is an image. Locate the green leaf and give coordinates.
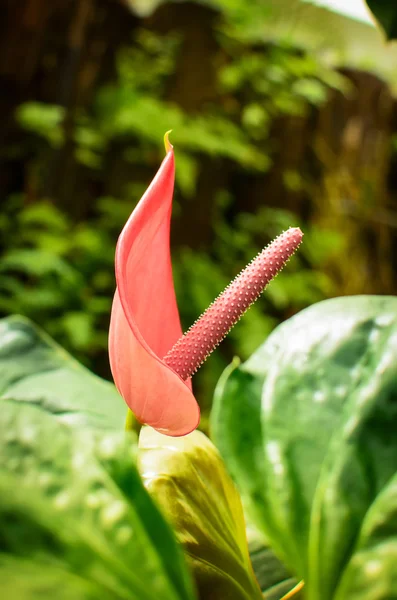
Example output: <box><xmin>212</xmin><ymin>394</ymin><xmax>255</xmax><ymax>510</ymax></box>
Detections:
<box><xmin>306</xmin><ymin>301</ymin><xmax>397</xmax><ymax>598</ymax></box>
<box><xmin>365</xmin><ymin>1</ymin><xmax>397</xmax><ymax>40</ymax></box>
<box><xmin>0</xmin><ymin>399</ymin><xmax>196</xmax><ymax>600</ymax></box>
<box><xmin>247</xmin><ymin>526</ymin><xmax>302</xmax><ymax>600</ymax></box>
<box><xmin>334</xmin><ymin>472</ymin><xmax>397</xmax><ymax>599</ymax></box>
<box><xmin>19</xmin><ymin>201</ymin><xmax>70</xmax><ymax>232</ymax></box>
<box><xmin>0</xmin><ymin>316</ymin><xmax>125</xmax><ymax>430</ymax></box>
<box><xmin>0</xmin><ymin>249</ymin><xmax>81</xmax><ymax>283</ymax></box>
<box><xmin>16</xmin><ymin>102</ymin><xmax>65</xmax><ymax>147</ymax></box>
<box><xmin>212</xmin><ymin>296</ymin><xmax>397</xmax><ymax>599</ymax></box>
<box><xmin>138</xmin><ymin>427</ymin><xmax>263</xmax><ymax>600</ymax></box>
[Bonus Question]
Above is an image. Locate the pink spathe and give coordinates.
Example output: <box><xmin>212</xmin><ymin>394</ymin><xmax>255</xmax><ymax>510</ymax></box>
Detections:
<box><xmin>109</xmin><ymin>147</ymin><xmax>199</xmax><ymax>437</ymax></box>
<box><xmin>109</xmin><ymin>137</ymin><xmax>303</xmax><ymax>437</ymax></box>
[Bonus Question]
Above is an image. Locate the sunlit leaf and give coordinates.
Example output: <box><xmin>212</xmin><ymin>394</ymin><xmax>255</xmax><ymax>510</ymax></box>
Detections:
<box><xmin>139</xmin><ymin>427</ymin><xmax>263</xmax><ymax>600</ymax></box>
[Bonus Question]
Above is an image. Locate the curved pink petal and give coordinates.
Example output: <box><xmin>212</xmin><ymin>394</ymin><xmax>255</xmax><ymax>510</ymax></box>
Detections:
<box><xmin>109</xmin><ymin>147</ymin><xmax>200</xmax><ymax>436</ymax></box>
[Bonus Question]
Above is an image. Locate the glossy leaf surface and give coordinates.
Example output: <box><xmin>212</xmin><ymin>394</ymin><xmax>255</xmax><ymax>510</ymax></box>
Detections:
<box><xmin>0</xmin><ymin>399</ymin><xmax>196</xmax><ymax>600</ymax></box>
<box><xmin>0</xmin><ymin>315</ymin><xmax>125</xmax><ymax>430</ymax></box>
<box><xmin>334</xmin><ymin>472</ymin><xmax>397</xmax><ymax>600</ymax></box>
<box><xmin>139</xmin><ymin>427</ymin><xmax>263</xmax><ymax>600</ymax></box>
<box><xmin>212</xmin><ymin>296</ymin><xmax>397</xmax><ymax>599</ymax></box>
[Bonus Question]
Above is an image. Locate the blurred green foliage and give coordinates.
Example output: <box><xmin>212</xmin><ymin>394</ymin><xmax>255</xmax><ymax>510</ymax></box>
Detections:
<box><xmin>0</xmin><ymin>197</ymin><xmax>116</xmax><ymax>364</ymax></box>
<box><xmin>0</xmin><ymin>7</ymin><xmax>351</xmax><ymax>409</ymax></box>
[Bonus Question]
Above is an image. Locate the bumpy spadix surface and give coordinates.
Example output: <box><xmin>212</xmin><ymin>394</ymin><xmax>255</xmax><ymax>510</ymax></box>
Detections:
<box><xmin>164</xmin><ymin>228</ymin><xmax>302</xmax><ymax>380</ymax></box>
<box><xmin>109</xmin><ymin>141</ymin><xmax>302</xmax><ymax>437</ymax></box>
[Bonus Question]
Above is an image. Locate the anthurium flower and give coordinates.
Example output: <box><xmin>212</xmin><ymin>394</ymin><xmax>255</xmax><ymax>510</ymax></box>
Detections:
<box><xmin>109</xmin><ymin>133</ymin><xmax>302</xmax><ymax>437</ymax></box>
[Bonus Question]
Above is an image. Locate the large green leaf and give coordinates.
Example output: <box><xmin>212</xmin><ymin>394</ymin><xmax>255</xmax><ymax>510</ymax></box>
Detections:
<box><xmin>306</xmin><ymin>300</ymin><xmax>397</xmax><ymax>598</ymax></box>
<box><xmin>365</xmin><ymin>1</ymin><xmax>397</xmax><ymax>40</ymax></box>
<box><xmin>0</xmin><ymin>399</ymin><xmax>197</xmax><ymax>600</ymax></box>
<box><xmin>138</xmin><ymin>427</ymin><xmax>263</xmax><ymax>600</ymax></box>
<box><xmin>0</xmin><ymin>315</ymin><xmax>125</xmax><ymax>430</ymax></box>
<box><xmin>212</xmin><ymin>296</ymin><xmax>397</xmax><ymax>599</ymax></box>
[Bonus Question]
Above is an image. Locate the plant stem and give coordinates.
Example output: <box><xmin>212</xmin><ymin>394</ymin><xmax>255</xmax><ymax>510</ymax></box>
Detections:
<box><xmin>125</xmin><ymin>408</ymin><xmax>141</xmax><ymax>435</ymax></box>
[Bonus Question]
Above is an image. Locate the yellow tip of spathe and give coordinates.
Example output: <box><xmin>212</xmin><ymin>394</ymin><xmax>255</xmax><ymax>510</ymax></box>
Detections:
<box><xmin>164</xmin><ymin>130</ymin><xmax>173</xmax><ymax>153</ymax></box>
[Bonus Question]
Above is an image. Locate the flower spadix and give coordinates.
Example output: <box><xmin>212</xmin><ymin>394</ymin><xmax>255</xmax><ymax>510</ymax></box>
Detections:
<box><xmin>109</xmin><ymin>133</ymin><xmax>303</xmax><ymax>437</ymax></box>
